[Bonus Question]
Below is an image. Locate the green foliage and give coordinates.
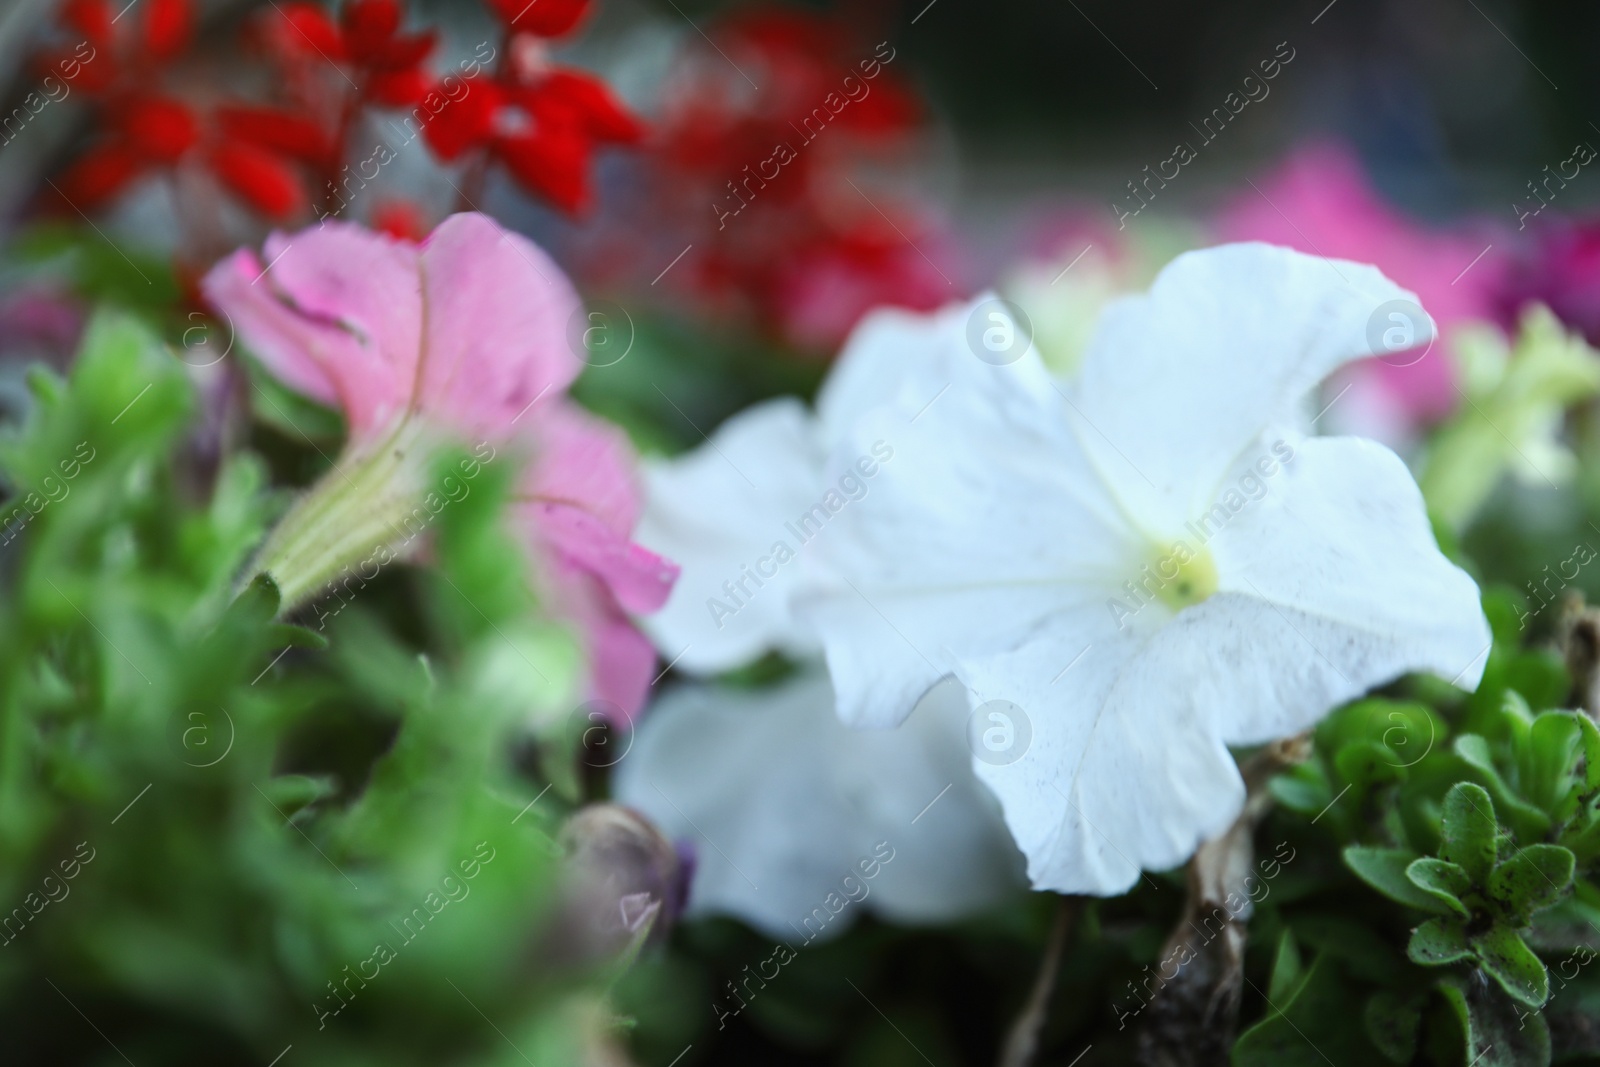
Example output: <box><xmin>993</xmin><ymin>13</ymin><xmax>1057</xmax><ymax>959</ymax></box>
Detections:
<box><xmin>0</xmin><ymin>313</ymin><xmax>603</xmax><ymax>1062</ymax></box>
<box><xmin>1420</xmin><ymin>307</ymin><xmax>1600</xmax><ymax>531</ymax></box>
<box><xmin>1224</xmin><ymin>579</ymin><xmax>1600</xmax><ymax>1067</ymax></box>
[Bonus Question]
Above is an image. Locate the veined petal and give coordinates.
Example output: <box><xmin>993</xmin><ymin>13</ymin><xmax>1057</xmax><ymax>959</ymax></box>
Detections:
<box><xmin>614</xmin><ymin>671</ymin><xmax>1024</xmax><ymax>938</ymax></box>
<box><xmin>1069</xmin><ymin>243</ymin><xmax>1429</xmax><ymax>534</ymax></box>
<box><xmin>800</xmin><ymin>341</ymin><xmax>1137</xmax><ymax>727</ymax></box>
<box><xmin>1205</xmin><ymin>435</ymin><xmax>1490</xmax><ymax>742</ymax></box>
<box><xmin>205</xmin><ymin>213</ymin><xmax>581</xmax><ymax>444</ymax></box>
<box><xmin>961</xmin><ymin>618</ymin><xmax>1247</xmax><ymax>895</ymax></box>
<box><xmin>205</xmin><ymin>223</ymin><xmax>420</xmax><ymax>436</ymax></box>
<box><xmin>418</xmin><ymin>213</ymin><xmax>583</xmax><ymax>439</ymax></box>
<box><xmin>635</xmin><ymin>398</ymin><xmax>826</xmax><ymax>673</ymax></box>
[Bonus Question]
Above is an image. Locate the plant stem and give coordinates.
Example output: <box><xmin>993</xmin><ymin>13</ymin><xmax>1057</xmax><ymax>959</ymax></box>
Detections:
<box><xmin>998</xmin><ymin>893</ymin><xmax>1082</xmax><ymax>1067</ymax></box>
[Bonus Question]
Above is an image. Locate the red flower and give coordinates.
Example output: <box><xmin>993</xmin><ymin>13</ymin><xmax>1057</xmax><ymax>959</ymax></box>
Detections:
<box><xmin>370</xmin><ymin>198</ymin><xmax>429</xmax><ymax>240</ymax></box>
<box><xmin>424</xmin><ymin>65</ymin><xmax>643</xmax><ymax>214</ymax></box>
<box><xmin>38</xmin><ymin>0</ymin><xmax>193</xmax><ymax>96</ymax></box>
<box><xmin>262</xmin><ymin>0</ymin><xmax>436</xmax><ymax>107</ymax></box>
<box><xmin>54</xmin><ymin>95</ymin><xmax>308</xmax><ymax>220</ymax></box>
<box><xmin>626</xmin><ymin>5</ymin><xmax>947</xmax><ymax>353</ymax></box>
<box><xmin>482</xmin><ymin>0</ymin><xmax>592</xmax><ymax>38</ymax></box>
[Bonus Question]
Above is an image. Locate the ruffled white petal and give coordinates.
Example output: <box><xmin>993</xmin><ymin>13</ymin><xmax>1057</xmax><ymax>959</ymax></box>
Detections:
<box><xmin>614</xmin><ymin>672</ymin><xmax>1024</xmax><ymax>938</ymax></box>
<box><xmin>959</xmin><ymin>617</ymin><xmax>1245</xmax><ymax>895</ymax></box>
<box><xmin>1069</xmin><ymin>243</ymin><xmax>1430</xmax><ymax>534</ymax></box>
<box><xmin>635</xmin><ymin>399</ymin><xmax>824</xmax><ymax>673</ymax></box>
<box><xmin>1205</xmin><ymin>434</ymin><xmax>1491</xmax><ymax>741</ymax></box>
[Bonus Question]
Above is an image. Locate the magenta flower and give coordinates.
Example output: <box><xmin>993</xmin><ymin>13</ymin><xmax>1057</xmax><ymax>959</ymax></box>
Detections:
<box><xmin>1495</xmin><ymin>217</ymin><xmax>1600</xmax><ymax>347</ymax></box>
<box><xmin>203</xmin><ymin>211</ymin><xmax>675</xmax><ymax>716</ymax></box>
<box><xmin>1218</xmin><ymin>142</ymin><xmax>1505</xmax><ymax>438</ymax></box>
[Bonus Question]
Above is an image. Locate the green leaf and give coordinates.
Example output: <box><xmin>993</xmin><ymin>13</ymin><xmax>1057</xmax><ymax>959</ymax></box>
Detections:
<box><xmin>1345</xmin><ymin>847</ymin><xmax>1454</xmax><ymax>914</ymax></box>
<box><xmin>1268</xmin><ymin>768</ymin><xmax>1329</xmax><ymax>816</ymax></box>
<box><xmin>1408</xmin><ymin>917</ymin><xmax>1473</xmax><ymax>966</ymax></box>
<box><xmin>258</xmin><ymin>773</ymin><xmax>339</xmax><ymax>816</ymax></box>
<box><xmin>1233</xmin><ymin>955</ymin><xmax>1385</xmax><ymax>1067</ymax></box>
<box><xmin>1524</xmin><ymin>712</ymin><xmax>1583</xmax><ymax>813</ymax></box>
<box><xmin>1285</xmin><ymin>913</ymin><xmax>1406</xmax><ymax>984</ymax></box>
<box><xmin>1405</xmin><ymin>858</ymin><xmax>1473</xmax><ymax>917</ymax></box>
<box><xmin>1334</xmin><ymin>739</ymin><xmax>1407</xmax><ymax>792</ymax></box>
<box><xmin>264</xmin><ymin>623</ymin><xmax>330</xmax><ymax>651</ymax></box>
<box><xmin>1362</xmin><ymin>989</ymin><xmax>1423</xmax><ymax>1064</ymax></box>
<box><xmin>1472</xmin><ymin>923</ymin><xmax>1549</xmax><ymax>1007</ymax></box>
<box><xmin>1436</xmin><ymin>972</ymin><xmax>1552</xmax><ymax>1067</ymax></box>
<box><xmin>1453</xmin><ymin>733</ymin><xmax>1553</xmax><ymax>842</ymax></box>
<box><xmin>245</xmin><ymin>353</ymin><xmax>347</xmax><ymax>444</ymax></box>
<box><xmin>1439</xmin><ymin>782</ymin><xmax>1500</xmax><ymax>884</ymax></box>
<box><xmin>1267</xmin><ymin>929</ymin><xmax>1304</xmax><ymax>1004</ymax></box>
<box><xmin>1487</xmin><ymin>844</ymin><xmax>1575</xmax><ymax>919</ymax></box>
<box><xmin>1579</xmin><ymin>714</ymin><xmax>1600</xmax><ymax>792</ymax></box>
<box><xmin>1420</xmin><ymin>307</ymin><xmax>1600</xmax><ymax>529</ymax></box>
<box><xmin>10</xmin><ymin>222</ymin><xmax>181</xmax><ymax>310</ymax></box>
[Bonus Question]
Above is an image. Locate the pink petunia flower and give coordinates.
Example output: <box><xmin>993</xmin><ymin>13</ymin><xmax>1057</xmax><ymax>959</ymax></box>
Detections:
<box><xmin>203</xmin><ymin>211</ymin><xmax>676</xmax><ymax>716</ymax></box>
<box><xmin>1218</xmin><ymin>142</ymin><xmax>1505</xmax><ymax>440</ymax></box>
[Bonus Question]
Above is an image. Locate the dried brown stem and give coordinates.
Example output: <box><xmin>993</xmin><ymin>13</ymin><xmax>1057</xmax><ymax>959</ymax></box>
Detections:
<box><xmin>997</xmin><ymin>893</ymin><xmax>1082</xmax><ymax>1067</ymax></box>
<box><xmin>1134</xmin><ymin>735</ymin><xmax>1310</xmax><ymax>1067</ymax></box>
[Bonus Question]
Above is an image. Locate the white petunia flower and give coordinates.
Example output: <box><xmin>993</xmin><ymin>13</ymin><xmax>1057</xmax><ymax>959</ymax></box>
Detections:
<box><xmin>797</xmin><ymin>243</ymin><xmax>1492</xmax><ymax>895</ymax></box>
<box><xmin>613</xmin><ymin>671</ymin><xmax>1025</xmax><ymax>940</ymax></box>
<box><xmin>628</xmin><ymin>301</ymin><xmax>1025</xmax><ymax>933</ymax></box>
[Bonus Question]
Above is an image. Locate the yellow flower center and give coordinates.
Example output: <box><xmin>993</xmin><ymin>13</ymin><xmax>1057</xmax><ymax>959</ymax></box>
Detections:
<box><xmin>1151</xmin><ymin>543</ymin><xmax>1219</xmax><ymax>613</ymax></box>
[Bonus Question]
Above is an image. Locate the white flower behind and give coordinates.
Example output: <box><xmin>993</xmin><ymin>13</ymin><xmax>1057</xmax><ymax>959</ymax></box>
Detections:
<box><xmin>614</xmin><ymin>672</ymin><xmax>1024</xmax><ymax>939</ymax></box>
<box><xmin>797</xmin><ymin>243</ymin><xmax>1492</xmax><ymax>895</ymax></box>
<box><xmin>627</xmin><ymin>300</ymin><xmax>1025</xmax><ymax>933</ymax></box>
<box><xmin>635</xmin><ymin>301</ymin><xmax>977</xmax><ymax>673</ymax></box>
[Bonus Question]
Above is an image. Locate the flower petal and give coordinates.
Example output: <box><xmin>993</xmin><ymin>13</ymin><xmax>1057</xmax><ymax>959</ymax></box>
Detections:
<box><xmin>582</xmin><ymin>601</ymin><xmax>662</xmax><ymax>718</ymax></box>
<box><xmin>960</xmin><ymin>618</ymin><xmax>1247</xmax><ymax>894</ymax></box>
<box><xmin>417</xmin><ymin>212</ymin><xmax>583</xmax><ymax>438</ymax></box>
<box><xmin>1069</xmin><ymin>243</ymin><xmax>1429</xmax><ymax>534</ymax></box>
<box><xmin>614</xmin><ymin>671</ymin><xmax>1024</xmax><ymax>937</ymax></box>
<box><xmin>635</xmin><ymin>398</ymin><xmax>824</xmax><ymax>673</ymax></box>
<box><xmin>1205</xmin><ymin>435</ymin><xmax>1491</xmax><ymax>742</ymax></box>
<box><xmin>958</xmin><ymin>436</ymin><xmax>1487</xmax><ymax>894</ymax></box>
<box><xmin>206</xmin><ymin>142</ymin><xmax>308</xmax><ymax>220</ymax></box>
<box><xmin>800</xmin><ymin>329</ymin><xmax>1136</xmax><ymax>727</ymax></box>
<box><xmin>206</xmin><ymin>222</ymin><xmax>420</xmax><ymax>435</ymax></box>
<box><xmin>53</xmin><ymin>143</ymin><xmax>149</xmax><ymax>211</ymax></box>
<box><xmin>814</xmin><ymin>300</ymin><xmax>974</xmax><ymax>444</ymax></box>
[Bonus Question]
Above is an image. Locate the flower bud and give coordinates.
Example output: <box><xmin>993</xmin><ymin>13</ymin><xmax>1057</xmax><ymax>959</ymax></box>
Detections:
<box><xmin>549</xmin><ymin>803</ymin><xmax>687</xmax><ymax>966</ymax></box>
